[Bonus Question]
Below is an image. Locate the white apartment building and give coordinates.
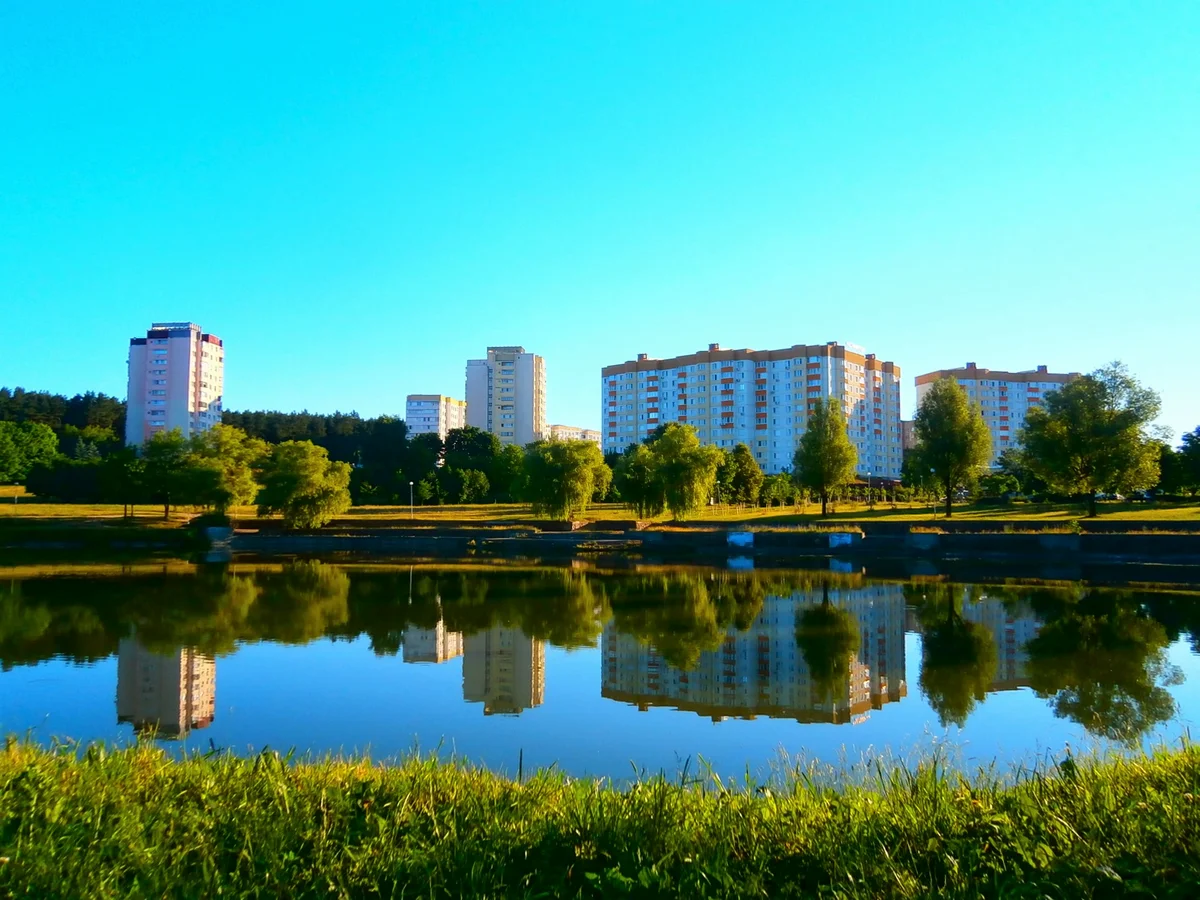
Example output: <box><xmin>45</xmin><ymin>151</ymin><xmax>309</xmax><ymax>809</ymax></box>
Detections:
<box><xmin>601</xmin><ymin>342</ymin><xmax>903</xmax><ymax>479</ymax></box>
<box><xmin>548</xmin><ymin>424</ymin><xmax>602</xmax><ymax>447</ymax></box>
<box><xmin>405</xmin><ymin>394</ymin><xmax>467</xmax><ymax>441</ymax></box>
<box><xmin>602</xmin><ymin>583</ymin><xmax>907</xmax><ymax>724</ymax></box>
<box><xmin>125</xmin><ymin>322</ymin><xmax>224</xmax><ymax>446</ymax></box>
<box><xmin>466</xmin><ymin>346</ymin><xmax>547</xmax><ymax>446</ymax></box>
<box><xmin>914</xmin><ymin>363</ymin><xmax>1080</xmax><ymax>465</ymax></box>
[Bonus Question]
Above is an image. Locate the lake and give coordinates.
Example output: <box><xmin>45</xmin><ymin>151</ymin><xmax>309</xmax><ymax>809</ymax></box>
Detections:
<box><xmin>2</xmin><ymin>558</ymin><xmax>1198</xmax><ymax>781</ymax></box>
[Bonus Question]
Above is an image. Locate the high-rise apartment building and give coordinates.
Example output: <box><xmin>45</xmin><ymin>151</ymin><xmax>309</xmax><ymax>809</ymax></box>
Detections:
<box><xmin>914</xmin><ymin>363</ymin><xmax>1080</xmax><ymax>465</ymax></box>
<box><xmin>116</xmin><ymin>638</ymin><xmax>216</xmax><ymax>738</ymax></box>
<box><xmin>548</xmin><ymin>424</ymin><xmax>602</xmax><ymax>447</ymax></box>
<box><xmin>405</xmin><ymin>394</ymin><xmax>467</xmax><ymax>441</ymax></box>
<box><xmin>125</xmin><ymin>322</ymin><xmax>224</xmax><ymax>446</ymax></box>
<box><xmin>462</xmin><ymin>626</ymin><xmax>546</xmax><ymax>715</ymax></box>
<box><xmin>601</xmin><ymin>342</ymin><xmax>903</xmax><ymax>479</ymax></box>
<box><xmin>601</xmin><ymin>583</ymin><xmax>906</xmax><ymax>724</ymax></box>
<box><xmin>465</xmin><ymin>346</ymin><xmax>547</xmax><ymax>446</ymax></box>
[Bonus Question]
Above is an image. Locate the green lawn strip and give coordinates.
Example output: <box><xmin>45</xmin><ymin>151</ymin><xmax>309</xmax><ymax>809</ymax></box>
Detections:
<box><xmin>1</xmin><ymin>741</ymin><xmax>1197</xmax><ymax>898</ymax></box>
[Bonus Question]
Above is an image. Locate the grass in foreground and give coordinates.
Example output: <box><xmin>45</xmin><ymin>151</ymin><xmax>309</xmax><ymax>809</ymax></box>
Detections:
<box><xmin>1</xmin><ymin>741</ymin><xmax>1197</xmax><ymax>898</ymax></box>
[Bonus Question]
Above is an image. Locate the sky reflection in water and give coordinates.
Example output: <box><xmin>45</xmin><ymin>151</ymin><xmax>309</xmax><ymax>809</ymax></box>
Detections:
<box><xmin>2</xmin><ymin>560</ymin><xmax>1198</xmax><ymax>780</ymax></box>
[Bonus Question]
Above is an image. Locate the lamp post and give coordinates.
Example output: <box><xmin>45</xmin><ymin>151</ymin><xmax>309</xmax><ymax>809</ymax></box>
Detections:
<box><xmin>409</xmin><ymin>481</ymin><xmax>414</xmax><ymax>521</ymax></box>
<box><xmin>867</xmin><ymin>470</ymin><xmax>873</xmax><ymax>511</ymax></box>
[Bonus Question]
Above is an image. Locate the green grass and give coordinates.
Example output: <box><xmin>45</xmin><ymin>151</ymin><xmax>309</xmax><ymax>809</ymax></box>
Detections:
<box><xmin>4</xmin><ymin>494</ymin><xmax>1198</xmax><ymax>530</ymax></box>
<box><xmin>1</xmin><ymin>741</ymin><xmax>1198</xmax><ymax>898</ymax></box>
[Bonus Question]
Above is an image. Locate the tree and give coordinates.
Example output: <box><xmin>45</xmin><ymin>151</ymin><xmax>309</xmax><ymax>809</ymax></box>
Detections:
<box><xmin>1020</xmin><ymin>363</ymin><xmax>1161</xmax><ymax>517</ymax></box>
<box><xmin>726</xmin><ymin>443</ymin><xmax>764</xmax><ymax>506</ymax></box>
<box><xmin>651</xmin><ymin>424</ymin><xmax>723</xmax><ymax>520</ymax></box>
<box><xmin>441</xmin><ymin>467</ymin><xmax>490</xmax><ymax>504</ymax></box>
<box><xmin>759</xmin><ymin>472</ymin><xmax>796</xmax><ymax>507</ymax></box>
<box><xmin>489</xmin><ymin>444</ymin><xmax>527</xmax><ymax>501</ymax></box>
<box><xmin>141</xmin><ymin>429</ymin><xmax>198</xmax><ymax>519</ymax></box>
<box><xmin>1170</xmin><ymin>426</ymin><xmax>1200</xmax><ymax>496</ymax></box>
<box><xmin>792</xmin><ymin>397</ymin><xmax>858</xmax><ymax>516</ymax></box>
<box><xmin>912</xmin><ymin>377</ymin><xmax>991</xmax><ymax>517</ymax></box>
<box><xmin>188</xmin><ymin>424</ymin><xmax>269</xmax><ymax>515</ymax></box>
<box><xmin>256</xmin><ymin>441</ymin><xmax>352</xmax><ymax>529</ymax></box>
<box><xmin>0</xmin><ymin>421</ymin><xmax>58</xmax><ymax>483</ymax></box>
<box><xmin>613</xmin><ymin>443</ymin><xmax>665</xmax><ymax>518</ymax></box>
<box><xmin>523</xmin><ymin>439</ymin><xmax>611</xmax><ymax>521</ymax></box>
<box><xmin>444</xmin><ymin>427</ymin><xmax>502</xmax><ymax>474</ymax></box>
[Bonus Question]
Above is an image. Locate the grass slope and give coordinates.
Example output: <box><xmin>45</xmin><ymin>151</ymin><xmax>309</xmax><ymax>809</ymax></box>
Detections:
<box><xmin>1</xmin><ymin>741</ymin><xmax>1197</xmax><ymax>898</ymax></box>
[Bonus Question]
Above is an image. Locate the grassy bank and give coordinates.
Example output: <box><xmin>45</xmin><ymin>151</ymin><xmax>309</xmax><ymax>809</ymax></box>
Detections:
<box><xmin>1</xmin><ymin>742</ymin><xmax>1197</xmax><ymax>898</ymax></box>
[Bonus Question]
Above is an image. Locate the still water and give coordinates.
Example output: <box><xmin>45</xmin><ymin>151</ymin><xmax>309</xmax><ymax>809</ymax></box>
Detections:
<box><xmin>2</xmin><ymin>560</ymin><xmax>1198</xmax><ymax>780</ymax></box>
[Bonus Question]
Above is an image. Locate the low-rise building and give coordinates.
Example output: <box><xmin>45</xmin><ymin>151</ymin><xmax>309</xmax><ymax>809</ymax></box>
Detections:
<box><xmin>548</xmin><ymin>424</ymin><xmax>602</xmax><ymax>447</ymax></box>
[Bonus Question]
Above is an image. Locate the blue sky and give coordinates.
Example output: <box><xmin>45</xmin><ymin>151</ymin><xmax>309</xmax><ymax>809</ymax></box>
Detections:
<box><xmin>2</xmin><ymin>3</ymin><xmax>1197</xmax><ymax>437</ymax></box>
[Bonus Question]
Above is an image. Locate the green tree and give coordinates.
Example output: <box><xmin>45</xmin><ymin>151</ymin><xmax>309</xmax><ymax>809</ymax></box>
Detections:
<box><xmin>523</xmin><ymin>439</ymin><xmax>610</xmax><ymax>521</ymax></box>
<box><xmin>188</xmin><ymin>424</ymin><xmax>270</xmax><ymax>514</ymax></box>
<box><xmin>444</xmin><ymin>427</ymin><xmax>502</xmax><ymax>474</ymax></box>
<box><xmin>792</xmin><ymin>397</ymin><xmax>858</xmax><ymax>516</ymax></box>
<box><xmin>441</xmin><ymin>467</ymin><xmax>490</xmax><ymax>503</ymax></box>
<box><xmin>1020</xmin><ymin>363</ymin><xmax>1161</xmax><ymax>517</ymax></box>
<box><xmin>759</xmin><ymin>472</ymin><xmax>795</xmax><ymax>507</ymax></box>
<box><xmin>651</xmin><ymin>424</ymin><xmax>723</xmax><ymax>520</ymax></box>
<box><xmin>1168</xmin><ymin>426</ymin><xmax>1200</xmax><ymax>496</ymax></box>
<box><xmin>256</xmin><ymin>441</ymin><xmax>353</xmax><ymax>529</ymax></box>
<box><xmin>726</xmin><ymin>443</ymin><xmax>764</xmax><ymax>506</ymax></box>
<box><xmin>141</xmin><ymin>429</ymin><xmax>199</xmax><ymax>519</ymax></box>
<box><xmin>613</xmin><ymin>442</ymin><xmax>665</xmax><ymax>518</ymax></box>
<box><xmin>489</xmin><ymin>443</ymin><xmax>527</xmax><ymax>502</ymax></box>
<box><xmin>912</xmin><ymin>377</ymin><xmax>991</xmax><ymax>517</ymax></box>
<box><xmin>0</xmin><ymin>421</ymin><xmax>58</xmax><ymax>483</ymax></box>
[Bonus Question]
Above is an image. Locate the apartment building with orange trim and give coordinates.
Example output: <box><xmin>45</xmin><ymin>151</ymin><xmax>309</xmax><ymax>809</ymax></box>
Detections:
<box><xmin>600</xmin><ymin>341</ymin><xmax>903</xmax><ymax>479</ymax></box>
<box><xmin>914</xmin><ymin>363</ymin><xmax>1080</xmax><ymax>465</ymax></box>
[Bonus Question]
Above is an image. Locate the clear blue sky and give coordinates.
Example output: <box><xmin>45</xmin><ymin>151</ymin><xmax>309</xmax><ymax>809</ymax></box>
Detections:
<box><xmin>2</xmin><ymin>2</ymin><xmax>1197</xmax><ymax>437</ymax></box>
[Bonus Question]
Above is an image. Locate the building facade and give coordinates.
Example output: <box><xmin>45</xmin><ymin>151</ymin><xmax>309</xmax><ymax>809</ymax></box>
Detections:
<box><xmin>465</xmin><ymin>346</ymin><xmax>547</xmax><ymax>446</ymax></box>
<box><xmin>116</xmin><ymin>638</ymin><xmax>216</xmax><ymax>738</ymax></box>
<box><xmin>405</xmin><ymin>394</ymin><xmax>467</xmax><ymax>441</ymax></box>
<box><xmin>548</xmin><ymin>424</ymin><xmax>602</xmax><ymax>447</ymax></box>
<box><xmin>601</xmin><ymin>583</ymin><xmax>907</xmax><ymax>724</ymax></box>
<box><xmin>600</xmin><ymin>342</ymin><xmax>903</xmax><ymax>479</ymax></box>
<box><xmin>462</xmin><ymin>626</ymin><xmax>546</xmax><ymax>715</ymax></box>
<box><xmin>914</xmin><ymin>363</ymin><xmax>1080</xmax><ymax>465</ymax></box>
<box><xmin>125</xmin><ymin>322</ymin><xmax>224</xmax><ymax>446</ymax></box>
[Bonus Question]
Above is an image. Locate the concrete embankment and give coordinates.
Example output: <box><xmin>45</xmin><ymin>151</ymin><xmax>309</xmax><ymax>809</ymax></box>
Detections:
<box><xmin>229</xmin><ymin>524</ymin><xmax>1200</xmax><ymax>568</ymax></box>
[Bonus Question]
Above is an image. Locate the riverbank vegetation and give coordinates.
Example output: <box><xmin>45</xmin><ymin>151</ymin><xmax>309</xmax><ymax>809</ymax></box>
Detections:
<box><xmin>4</xmin><ymin>363</ymin><xmax>1199</xmax><ymax>526</ymax></box>
<box><xmin>1</xmin><ymin>740</ymin><xmax>1197</xmax><ymax>898</ymax></box>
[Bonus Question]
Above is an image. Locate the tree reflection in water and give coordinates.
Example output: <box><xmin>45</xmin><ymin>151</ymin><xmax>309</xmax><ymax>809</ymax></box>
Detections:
<box><xmin>0</xmin><ymin>563</ymin><xmax>1195</xmax><ymax>745</ymax></box>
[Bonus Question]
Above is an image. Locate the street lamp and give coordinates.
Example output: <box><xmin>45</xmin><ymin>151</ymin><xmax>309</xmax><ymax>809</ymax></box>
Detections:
<box><xmin>867</xmin><ymin>470</ymin><xmax>873</xmax><ymax>511</ymax></box>
<box><xmin>409</xmin><ymin>481</ymin><xmax>414</xmax><ymax>521</ymax></box>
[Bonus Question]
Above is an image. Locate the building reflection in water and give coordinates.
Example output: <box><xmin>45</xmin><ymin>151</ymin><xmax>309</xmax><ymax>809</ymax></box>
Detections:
<box><xmin>603</xmin><ymin>585</ymin><xmax>907</xmax><ymax>724</ymax></box>
<box><xmin>402</xmin><ymin>622</ymin><xmax>465</xmax><ymax>664</ymax></box>
<box><xmin>960</xmin><ymin>593</ymin><xmax>1041</xmax><ymax>692</ymax></box>
<box><xmin>116</xmin><ymin>637</ymin><xmax>216</xmax><ymax>738</ymax></box>
<box><xmin>462</xmin><ymin>627</ymin><xmax>545</xmax><ymax>716</ymax></box>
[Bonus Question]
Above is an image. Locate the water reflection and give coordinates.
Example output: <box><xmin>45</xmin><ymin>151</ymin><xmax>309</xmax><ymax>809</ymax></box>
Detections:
<box><xmin>603</xmin><ymin>583</ymin><xmax>905</xmax><ymax>724</ymax></box>
<box><xmin>116</xmin><ymin>638</ymin><xmax>215</xmax><ymax>738</ymax></box>
<box><xmin>1</xmin><ymin>562</ymin><xmax>1198</xmax><ymax>753</ymax></box>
